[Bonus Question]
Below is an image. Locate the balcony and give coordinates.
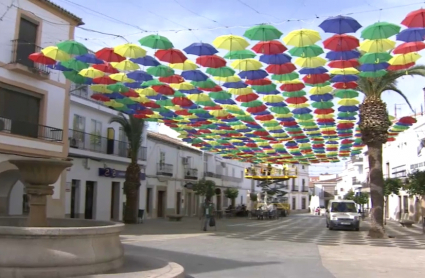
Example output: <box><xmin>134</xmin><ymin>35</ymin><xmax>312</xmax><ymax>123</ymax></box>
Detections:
<box><xmin>301</xmin><ymin>186</ymin><xmax>309</xmax><ymax>192</ymax></box>
<box><xmin>203</xmin><ymin>171</ymin><xmax>243</xmax><ymax>182</ymax></box>
<box><xmin>291</xmin><ymin>186</ymin><xmax>299</xmax><ymax>192</ymax></box>
<box><xmin>68</xmin><ymin>129</ymin><xmax>146</xmax><ymax>161</ymax></box>
<box><xmin>352</xmin><ymin>178</ymin><xmax>362</xmax><ymax>185</ymax></box>
<box><xmin>184</xmin><ymin>168</ymin><xmax>198</xmax><ymax>180</ymax></box>
<box><xmin>5</xmin><ymin>39</ymin><xmax>50</xmax><ymax>79</ymax></box>
<box><xmin>0</xmin><ymin>116</ymin><xmax>63</xmax><ymax>141</ymax></box>
<box><xmin>157</xmin><ymin>163</ymin><xmax>173</xmax><ymax>177</ymax></box>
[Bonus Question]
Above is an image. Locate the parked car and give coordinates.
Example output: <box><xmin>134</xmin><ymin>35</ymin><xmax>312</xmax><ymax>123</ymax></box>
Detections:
<box><xmin>326</xmin><ymin>200</ymin><xmax>360</xmax><ymax>231</ymax></box>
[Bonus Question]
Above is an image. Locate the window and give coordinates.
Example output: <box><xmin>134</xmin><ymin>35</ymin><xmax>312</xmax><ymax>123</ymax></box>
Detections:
<box><xmin>301</xmin><ymin>198</ymin><xmax>306</xmax><ymax>209</ymax></box>
<box><xmin>302</xmin><ymin>165</ymin><xmax>305</xmax><ymax>169</ymax></box>
<box><xmin>292</xmin><ymin>198</ymin><xmax>296</xmax><ymax>210</ymax></box>
<box><xmin>0</xmin><ymin>84</ymin><xmax>41</xmax><ymax>138</ymax></box>
<box><xmin>16</xmin><ymin>17</ymin><xmax>38</xmax><ymax>68</ymax></box>
<box><xmin>118</xmin><ymin>127</ymin><xmax>127</xmax><ymax>156</ymax></box>
<box><xmin>90</xmin><ymin>119</ymin><xmax>102</xmax><ymax>150</ymax></box>
<box><xmin>159</xmin><ymin>151</ymin><xmax>165</xmax><ymax>165</ymax></box>
<box><xmin>72</xmin><ymin>114</ymin><xmax>85</xmax><ymax>143</ymax></box>
<box><xmin>232</xmin><ymin>168</ymin><xmax>235</xmax><ymax>177</ymax></box>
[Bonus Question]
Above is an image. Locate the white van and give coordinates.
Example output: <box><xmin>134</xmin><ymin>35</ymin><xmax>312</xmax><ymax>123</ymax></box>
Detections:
<box><xmin>326</xmin><ymin>200</ymin><xmax>360</xmax><ymax>231</ymax></box>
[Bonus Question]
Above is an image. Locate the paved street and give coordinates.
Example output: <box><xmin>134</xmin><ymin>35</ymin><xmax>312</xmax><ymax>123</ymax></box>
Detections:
<box><xmin>121</xmin><ymin>214</ymin><xmax>425</xmax><ymax>278</ymax></box>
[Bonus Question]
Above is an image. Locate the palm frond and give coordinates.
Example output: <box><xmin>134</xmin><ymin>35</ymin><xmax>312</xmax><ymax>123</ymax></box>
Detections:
<box><xmin>382</xmin><ymin>84</ymin><xmax>414</xmax><ymax>112</ymax></box>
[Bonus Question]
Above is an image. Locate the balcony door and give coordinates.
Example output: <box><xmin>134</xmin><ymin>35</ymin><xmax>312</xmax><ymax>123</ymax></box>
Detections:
<box><xmin>118</xmin><ymin>127</ymin><xmax>127</xmax><ymax>157</ymax></box>
<box><xmin>16</xmin><ymin>17</ymin><xmax>38</xmax><ymax>68</ymax></box>
<box><xmin>90</xmin><ymin>119</ymin><xmax>102</xmax><ymax>152</ymax></box>
<box><xmin>72</xmin><ymin>115</ymin><xmax>85</xmax><ymax>147</ymax></box>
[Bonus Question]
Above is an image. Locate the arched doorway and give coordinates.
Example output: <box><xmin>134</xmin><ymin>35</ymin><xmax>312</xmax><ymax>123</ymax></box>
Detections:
<box><xmin>215</xmin><ymin>188</ymin><xmax>222</xmax><ymax>211</ymax></box>
<box><xmin>0</xmin><ymin>161</ymin><xmax>21</xmax><ymax>215</ymax></box>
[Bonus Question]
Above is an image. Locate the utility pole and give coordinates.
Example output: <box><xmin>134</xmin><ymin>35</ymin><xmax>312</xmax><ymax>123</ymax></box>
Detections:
<box><xmin>394</xmin><ymin>103</ymin><xmax>406</xmax><ymax>119</ymax></box>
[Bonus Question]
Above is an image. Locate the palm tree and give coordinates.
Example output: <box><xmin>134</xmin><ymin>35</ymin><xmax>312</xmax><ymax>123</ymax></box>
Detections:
<box><xmin>109</xmin><ymin>113</ymin><xmax>145</xmax><ymax>224</ymax></box>
<box><xmin>357</xmin><ymin>65</ymin><xmax>425</xmax><ymax>238</ymax></box>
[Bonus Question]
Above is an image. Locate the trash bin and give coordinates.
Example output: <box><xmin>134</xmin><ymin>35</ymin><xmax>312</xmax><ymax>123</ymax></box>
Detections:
<box><xmin>138</xmin><ymin>209</ymin><xmax>144</xmax><ymax>223</ymax></box>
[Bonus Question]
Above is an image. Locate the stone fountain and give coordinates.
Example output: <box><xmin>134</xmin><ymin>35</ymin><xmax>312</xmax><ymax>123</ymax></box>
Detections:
<box><xmin>0</xmin><ymin>158</ymin><xmax>124</xmax><ymax>278</ymax></box>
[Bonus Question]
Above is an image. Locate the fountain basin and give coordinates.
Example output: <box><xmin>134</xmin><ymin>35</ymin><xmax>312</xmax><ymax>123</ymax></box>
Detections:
<box><xmin>0</xmin><ymin>217</ymin><xmax>124</xmax><ymax>278</ymax></box>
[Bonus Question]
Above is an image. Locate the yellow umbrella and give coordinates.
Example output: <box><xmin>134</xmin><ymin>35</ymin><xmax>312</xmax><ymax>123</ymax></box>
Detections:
<box><xmin>263</xmin><ymin>95</ymin><xmax>284</xmax><ymax>102</ymax></box>
<box><xmin>288</xmin><ymin>103</ymin><xmax>309</xmax><ymax>108</ymax></box>
<box><xmin>330</xmin><ymin>67</ymin><xmax>359</xmax><ymax>75</ymax></box>
<box><xmin>41</xmin><ymin>46</ymin><xmax>71</xmax><ymax>61</ymax></box>
<box><xmin>169</xmin><ymin>60</ymin><xmax>198</xmax><ymax>70</ymax></box>
<box><xmin>110</xmin><ymin>60</ymin><xmax>140</xmax><ymax>71</ymax></box>
<box><xmin>130</xmin><ymin>96</ymin><xmax>149</xmax><ymax>103</ymax></box>
<box><xmin>113</xmin><ymin>43</ymin><xmax>146</xmax><ymax>58</ymax></box>
<box><xmin>294</xmin><ymin>57</ymin><xmax>327</xmax><ymax>68</ymax></box>
<box><xmin>213</xmin><ymin>35</ymin><xmax>249</xmax><ymax>50</ymax></box>
<box><xmin>170</xmin><ymin>82</ymin><xmax>195</xmax><ymax>90</ymax></box>
<box><xmin>222</xmin><ymin>105</ymin><xmax>245</xmax><ymax>113</ymax></box>
<box><xmin>229</xmin><ymin>87</ymin><xmax>253</xmax><ymax>95</ymax></box>
<box><xmin>90</xmin><ymin>84</ymin><xmax>112</xmax><ymax>93</ymax></box>
<box><xmin>187</xmin><ymin>93</ymin><xmax>211</xmax><ymax>102</ymax></box>
<box><xmin>359</xmin><ymin>39</ymin><xmax>395</xmax><ymax>53</ymax></box>
<box><xmin>388</xmin><ymin>53</ymin><xmax>421</xmax><ymax>65</ymax></box>
<box><xmin>338</xmin><ymin>99</ymin><xmax>360</xmax><ymax>105</ymax></box>
<box><xmin>167</xmin><ymin>105</ymin><xmax>182</xmax><ymax>111</ymax></box>
<box><xmin>231</xmin><ymin>59</ymin><xmax>262</xmax><ymax>71</ymax></box>
<box><xmin>109</xmin><ymin>73</ymin><xmax>135</xmax><ymax>83</ymax></box>
<box><xmin>315</xmin><ymin>114</ymin><xmax>334</xmax><ymax>119</ymax></box>
<box><xmin>309</xmin><ymin>86</ymin><xmax>333</xmax><ymax>95</ymax></box>
<box><xmin>213</xmin><ymin>75</ymin><xmax>241</xmax><ymax>82</ymax></box>
<box><xmin>79</xmin><ymin>67</ymin><xmax>104</xmax><ymax>78</ymax></box>
<box><xmin>275</xmin><ymin>113</ymin><xmax>293</xmax><ymax>118</ymax></box>
<box><xmin>135</xmin><ymin>88</ymin><xmax>157</xmax><ymax>96</ymax></box>
<box><xmin>103</xmin><ymin>100</ymin><xmax>124</xmax><ymax>108</ymax></box>
<box><xmin>209</xmin><ymin>110</ymin><xmax>229</xmax><ymax>117</ymax></box>
<box><xmin>266</xmin><ymin>126</ymin><xmax>282</xmax><ymax>131</ymax></box>
<box><xmin>283</xmin><ymin>29</ymin><xmax>321</xmax><ymax>47</ymax></box>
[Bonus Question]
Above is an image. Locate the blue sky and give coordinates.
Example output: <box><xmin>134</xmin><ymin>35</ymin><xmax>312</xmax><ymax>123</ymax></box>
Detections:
<box><xmin>51</xmin><ymin>0</ymin><xmax>425</xmax><ymax>174</ymax></box>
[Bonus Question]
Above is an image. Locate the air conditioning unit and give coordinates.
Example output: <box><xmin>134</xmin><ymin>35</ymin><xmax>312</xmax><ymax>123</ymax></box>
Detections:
<box><xmin>221</xmin><ymin>162</ymin><xmax>226</xmax><ymax>167</ymax></box>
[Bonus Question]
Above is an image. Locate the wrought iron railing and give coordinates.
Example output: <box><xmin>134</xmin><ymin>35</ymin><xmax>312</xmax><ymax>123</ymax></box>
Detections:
<box><xmin>157</xmin><ymin>163</ymin><xmax>173</xmax><ymax>176</ymax></box>
<box><xmin>184</xmin><ymin>168</ymin><xmax>198</xmax><ymax>180</ymax></box>
<box><xmin>0</xmin><ymin>116</ymin><xmax>62</xmax><ymax>141</ymax></box>
<box><xmin>292</xmin><ymin>186</ymin><xmax>299</xmax><ymax>192</ymax></box>
<box><xmin>10</xmin><ymin>39</ymin><xmax>50</xmax><ymax>75</ymax></box>
<box><xmin>68</xmin><ymin>129</ymin><xmax>146</xmax><ymax>160</ymax></box>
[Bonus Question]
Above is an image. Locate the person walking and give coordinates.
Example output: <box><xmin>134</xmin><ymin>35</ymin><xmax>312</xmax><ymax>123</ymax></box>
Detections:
<box><xmin>202</xmin><ymin>199</ymin><xmax>215</xmax><ymax>231</ymax></box>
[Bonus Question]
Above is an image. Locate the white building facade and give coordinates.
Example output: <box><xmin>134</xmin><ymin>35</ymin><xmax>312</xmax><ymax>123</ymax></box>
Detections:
<box><xmin>335</xmin><ymin>155</ymin><xmax>366</xmax><ymax>199</ymax></box>
<box><xmin>0</xmin><ymin>0</ymin><xmax>82</xmax><ymax>218</ymax></box>
<box><xmin>286</xmin><ymin>165</ymin><xmax>310</xmax><ymax>212</ymax></box>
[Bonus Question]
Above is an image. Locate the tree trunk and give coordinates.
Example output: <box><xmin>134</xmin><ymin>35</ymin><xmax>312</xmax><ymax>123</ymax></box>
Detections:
<box><xmin>123</xmin><ymin>162</ymin><xmax>141</xmax><ymax>224</ymax></box>
<box><xmin>367</xmin><ymin>142</ymin><xmax>386</xmax><ymax>238</ymax></box>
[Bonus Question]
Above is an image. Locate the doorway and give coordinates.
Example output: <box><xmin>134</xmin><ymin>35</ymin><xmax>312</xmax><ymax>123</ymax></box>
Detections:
<box><xmin>186</xmin><ymin>192</ymin><xmax>192</xmax><ymax>216</ymax></box>
<box><xmin>70</xmin><ymin>180</ymin><xmax>80</xmax><ymax>218</ymax></box>
<box><xmin>110</xmin><ymin>182</ymin><xmax>120</xmax><ymax>221</ymax></box>
<box><xmin>215</xmin><ymin>188</ymin><xmax>222</xmax><ymax>211</ymax></box>
<box><xmin>157</xmin><ymin>190</ymin><xmax>165</xmax><ymax>218</ymax></box>
<box><xmin>176</xmin><ymin>192</ymin><xmax>181</xmax><ymax>215</ymax></box>
<box><xmin>85</xmin><ymin>181</ymin><xmax>95</xmax><ymax>219</ymax></box>
<box><xmin>146</xmin><ymin>188</ymin><xmax>152</xmax><ymax>216</ymax></box>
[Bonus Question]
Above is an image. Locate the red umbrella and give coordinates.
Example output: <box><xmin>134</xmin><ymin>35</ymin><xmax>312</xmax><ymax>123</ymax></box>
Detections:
<box><xmin>159</xmin><ymin>75</ymin><xmax>184</xmax><ymax>83</ymax></box>
<box><xmin>247</xmin><ymin>105</ymin><xmax>267</xmax><ymax>113</ymax></box>
<box><xmin>133</xmin><ymin>114</ymin><xmax>149</xmax><ymax>119</ymax></box>
<box><xmin>322</xmin><ymin>130</ymin><xmax>336</xmax><ymax>135</ymax></box>
<box><xmin>246</xmin><ymin>143</ymin><xmax>258</xmax><ymax>148</ymax></box>
<box><xmin>245</xmin><ymin>78</ymin><xmax>272</xmax><ymax>85</ymax></box>
<box><xmin>266</xmin><ymin>63</ymin><xmax>296</xmax><ymax>74</ymax></box>
<box><xmin>317</xmin><ymin>118</ymin><xmax>335</xmax><ymax>123</ymax></box>
<box><xmin>398</xmin><ymin>116</ymin><xmax>417</xmax><ymax>124</ymax></box>
<box><xmin>280</xmin><ymin>83</ymin><xmax>305</xmax><ymax>91</ymax></box>
<box><xmin>92</xmin><ymin>63</ymin><xmax>119</xmax><ymax>74</ymax></box>
<box><xmin>204</xmin><ymin>106</ymin><xmax>222</xmax><ymax>110</ymax></box>
<box><xmin>341</xmin><ymin>139</ymin><xmax>354</xmax><ymax>144</ymax></box>
<box><xmin>91</xmin><ymin>93</ymin><xmax>110</xmax><ymax>101</ymax></box>
<box><xmin>92</xmin><ymin>76</ymin><xmax>117</xmax><ymax>85</ymax></box>
<box><xmin>172</xmin><ymin>97</ymin><xmax>193</xmax><ymax>107</ymax></box>
<box><xmin>95</xmin><ymin>48</ymin><xmax>125</xmax><ymax>62</ymax></box>
<box><xmin>199</xmin><ymin>129</ymin><xmax>212</xmax><ymax>133</ymax></box>
<box><xmin>393</xmin><ymin>41</ymin><xmax>425</xmax><ymax>54</ymax></box>
<box><xmin>314</xmin><ymin>108</ymin><xmax>334</xmax><ymax>114</ymax></box>
<box><xmin>280</xmin><ymin>121</ymin><xmax>298</xmax><ymax>127</ymax></box>
<box><xmin>255</xmin><ymin>114</ymin><xmax>274</xmax><ymax>121</ymax></box>
<box><xmin>333</xmin><ymin>82</ymin><xmax>357</xmax><ymax>89</ymax></box>
<box><xmin>121</xmin><ymin>89</ymin><xmax>138</xmax><ymax>97</ymax></box>
<box><xmin>143</xmin><ymin>101</ymin><xmax>161</xmax><ymax>108</ymax></box>
<box><xmin>285</xmin><ymin>96</ymin><xmax>308</xmax><ymax>104</ymax></box>
<box><xmin>401</xmin><ymin>8</ymin><xmax>425</xmax><ymax>28</ymax></box>
<box><xmin>302</xmin><ymin>74</ymin><xmax>330</xmax><ymax>84</ymax></box>
<box><xmin>253</xmin><ymin>130</ymin><xmax>270</xmax><ymax>136</ymax></box>
<box><xmin>28</xmin><ymin>53</ymin><xmax>56</xmax><ymax>65</ymax></box>
<box><xmin>175</xmin><ymin>110</ymin><xmax>192</xmax><ymax>116</ymax></box>
<box><xmin>201</xmin><ymin>85</ymin><xmax>223</xmax><ymax>92</ymax></box>
<box><xmin>152</xmin><ymin>84</ymin><xmax>175</xmax><ymax>95</ymax></box>
<box><xmin>136</xmin><ymin>109</ymin><xmax>154</xmax><ymax>115</ymax></box>
<box><xmin>251</xmin><ymin>41</ymin><xmax>287</xmax><ymax>54</ymax></box>
<box><xmin>196</xmin><ymin>55</ymin><xmax>226</xmax><ymax>68</ymax></box>
<box><xmin>236</xmin><ymin>93</ymin><xmax>259</xmax><ymax>102</ymax></box>
<box><xmin>155</xmin><ymin>49</ymin><xmax>187</xmax><ymax>63</ymax></box>
<box><xmin>328</xmin><ymin>59</ymin><xmax>359</xmax><ymax>68</ymax></box>
<box><xmin>323</xmin><ymin>34</ymin><xmax>359</xmax><ymax>51</ymax></box>
<box><xmin>387</xmin><ymin>63</ymin><xmax>415</xmax><ymax>71</ymax></box>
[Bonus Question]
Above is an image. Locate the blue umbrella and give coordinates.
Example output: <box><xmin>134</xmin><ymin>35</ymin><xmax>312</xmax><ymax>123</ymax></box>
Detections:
<box><xmin>396</xmin><ymin>28</ymin><xmax>425</xmax><ymax>42</ymax></box>
<box><xmin>359</xmin><ymin>62</ymin><xmax>389</xmax><ymax>72</ymax></box>
<box><xmin>269</xmin><ymin>129</ymin><xmax>285</xmax><ymax>133</ymax></box>
<box><xmin>236</xmin><ymin>129</ymin><xmax>251</xmax><ymax>133</ymax></box>
<box><xmin>108</xmin><ymin>93</ymin><xmax>125</xmax><ymax>99</ymax></box>
<box><xmin>179</xmin><ymin>88</ymin><xmax>203</xmax><ymax>94</ymax></box>
<box><xmin>238</xmin><ymin>69</ymin><xmax>268</xmax><ymax>80</ymax></box>
<box><xmin>266</xmin><ymin>102</ymin><xmax>287</xmax><ymax>107</ymax></box>
<box><xmin>310</xmin><ymin>93</ymin><xmax>333</xmax><ymax>102</ymax></box>
<box><xmin>337</xmin><ymin>116</ymin><xmax>356</xmax><ymax>120</ymax></box>
<box><xmin>331</xmin><ymin>75</ymin><xmax>358</xmax><ymax>82</ymax></box>
<box><xmin>259</xmin><ymin>53</ymin><xmax>292</xmax><ymax>65</ymax></box>
<box><xmin>279</xmin><ymin>117</ymin><xmax>296</xmax><ymax>122</ymax></box>
<box><xmin>256</xmin><ymin>89</ymin><xmax>280</xmax><ymax>95</ymax></box>
<box><xmin>124</xmin><ymin>82</ymin><xmax>143</xmax><ymax>89</ymax></box>
<box><xmin>251</xmin><ymin>111</ymin><xmax>270</xmax><ymax>115</ymax></box>
<box><xmin>127</xmin><ymin>70</ymin><xmax>153</xmax><ymax>81</ymax></box>
<box><xmin>319</xmin><ymin>15</ymin><xmax>362</xmax><ymax>34</ymax></box>
<box><xmin>246</xmin><ymin>124</ymin><xmax>262</xmax><ymax>128</ymax></box>
<box><xmin>222</xmin><ymin>81</ymin><xmax>248</xmax><ymax>88</ymax></box>
<box><xmin>48</xmin><ymin>62</ymin><xmax>73</xmax><ymax>71</ymax></box>
<box><xmin>221</xmin><ymin>117</ymin><xmax>239</xmax><ymax>122</ymax></box>
<box><xmin>130</xmin><ymin>55</ymin><xmax>160</xmax><ymax>66</ymax></box>
<box><xmin>75</xmin><ymin>53</ymin><xmax>104</xmax><ymax>64</ymax></box>
<box><xmin>181</xmin><ymin>70</ymin><xmax>208</xmax><ymax>81</ymax></box>
<box><xmin>127</xmin><ymin>103</ymin><xmax>146</xmax><ymax>110</ymax></box>
<box><xmin>183</xmin><ymin>42</ymin><xmax>218</xmax><ymax>56</ymax></box>
<box><xmin>292</xmin><ymin>108</ymin><xmax>312</xmax><ymax>114</ymax></box>
<box><xmin>326</xmin><ymin>50</ymin><xmax>360</xmax><ymax>61</ymax></box>
<box><xmin>299</xmin><ymin>67</ymin><xmax>328</xmax><ymax>74</ymax></box>
<box><xmin>338</xmin><ymin>105</ymin><xmax>359</xmax><ymax>112</ymax></box>
<box><xmin>214</xmin><ymin>99</ymin><xmax>236</xmax><ymax>104</ymax></box>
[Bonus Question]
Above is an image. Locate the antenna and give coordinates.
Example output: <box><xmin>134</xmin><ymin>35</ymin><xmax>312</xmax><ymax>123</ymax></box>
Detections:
<box><xmin>394</xmin><ymin>103</ymin><xmax>406</xmax><ymax>119</ymax></box>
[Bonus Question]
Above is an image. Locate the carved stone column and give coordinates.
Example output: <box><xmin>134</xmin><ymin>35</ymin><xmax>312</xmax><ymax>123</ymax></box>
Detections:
<box><xmin>25</xmin><ymin>185</ymin><xmax>54</xmax><ymax>227</ymax></box>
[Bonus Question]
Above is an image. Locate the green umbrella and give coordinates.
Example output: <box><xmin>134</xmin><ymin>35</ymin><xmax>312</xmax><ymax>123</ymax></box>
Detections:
<box><xmin>304</xmin><ymin>81</ymin><xmax>331</xmax><ymax>87</ymax></box>
<box><xmin>147</xmin><ymin>65</ymin><xmax>174</xmax><ymax>77</ymax></box>
<box><xmin>288</xmin><ymin>45</ymin><xmax>324</xmax><ymax>58</ymax></box>
<box><xmin>209</xmin><ymin>91</ymin><xmax>231</xmax><ymax>100</ymax></box>
<box><xmin>338</xmin><ymin>112</ymin><xmax>357</xmax><ymax>118</ymax></box>
<box><xmin>270</xmin><ymin>106</ymin><xmax>290</xmax><ymax>114</ymax></box>
<box><xmin>224</xmin><ymin>50</ymin><xmax>256</xmax><ymax>59</ymax></box>
<box><xmin>196</xmin><ymin>100</ymin><xmax>216</xmax><ymax>106</ymax></box>
<box><xmin>192</xmin><ymin>79</ymin><xmax>217</xmax><ymax>88</ymax></box>
<box><xmin>282</xmin><ymin>90</ymin><xmax>306</xmax><ymax>97</ymax></box>
<box><xmin>334</xmin><ymin>89</ymin><xmax>359</xmax><ymax>98</ymax></box>
<box><xmin>57</xmin><ymin>40</ymin><xmax>88</xmax><ymax>55</ymax></box>
<box><xmin>142</xmin><ymin>79</ymin><xmax>164</xmax><ymax>86</ymax></box>
<box><xmin>138</xmin><ymin>34</ymin><xmax>174</xmax><ymax>49</ymax></box>
<box><xmin>115</xmin><ymin>98</ymin><xmax>136</xmax><ymax>105</ymax></box>
<box><xmin>61</xmin><ymin>59</ymin><xmax>89</xmax><ymax>72</ymax></box>
<box><xmin>107</xmin><ymin>83</ymin><xmax>129</xmax><ymax>92</ymax></box>
<box><xmin>359</xmin><ymin>52</ymin><xmax>393</xmax><ymax>64</ymax></box>
<box><xmin>272</xmin><ymin>72</ymin><xmax>299</xmax><ymax>82</ymax></box>
<box><xmin>227</xmin><ymin>109</ymin><xmax>245</xmax><ymax>115</ymax></box>
<box><xmin>240</xmin><ymin>100</ymin><xmax>263</xmax><ymax>107</ymax></box>
<box><xmin>243</xmin><ymin>24</ymin><xmax>283</xmax><ymax>41</ymax></box>
<box><xmin>206</xmin><ymin>66</ymin><xmax>235</xmax><ymax>77</ymax></box>
<box><xmin>361</xmin><ymin>22</ymin><xmax>401</xmax><ymax>40</ymax></box>
<box><xmin>299</xmin><ymin>121</ymin><xmax>317</xmax><ymax>127</ymax></box>
<box><xmin>251</xmin><ymin>83</ymin><xmax>277</xmax><ymax>92</ymax></box>
<box><xmin>359</xmin><ymin>70</ymin><xmax>387</xmax><ymax>78</ymax></box>
<box><xmin>63</xmin><ymin>71</ymin><xmax>88</xmax><ymax>84</ymax></box>
<box><xmin>263</xmin><ymin>121</ymin><xmax>280</xmax><ymax>127</ymax></box>
<box><xmin>294</xmin><ymin>114</ymin><xmax>313</xmax><ymax>120</ymax></box>
<box><xmin>311</xmin><ymin>101</ymin><xmax>334</xmax><ymax>109</ymax></box>
<box><xmin>156</xmin><ymin>99</ymin><xmax>173</xmax><ymax>106</ymax></box>
<box><xmin>236</xmin><ymin>115</ymin><xmax>255</xmax><ymax>121</ymax></box>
